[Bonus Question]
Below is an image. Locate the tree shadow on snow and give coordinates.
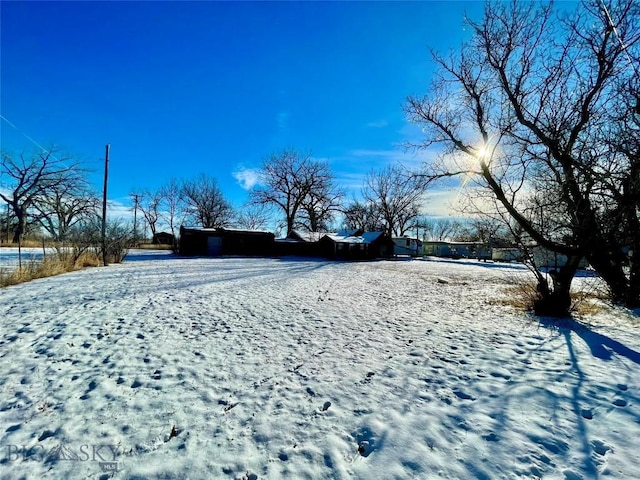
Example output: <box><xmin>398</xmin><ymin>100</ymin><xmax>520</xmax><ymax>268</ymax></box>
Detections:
<box><xmin>538</xmin><ymin>317</ymin><xmax>640</xmax><ymax>365</ymax></box>
<box><xmin>535</xmin><ymin>316</ymin><xmax>640</xmax><ymax>477</ymax></box>
<box><xmin>123</xmin><ymin>250</ymin><xmax>180</xmax><ymax>262</ymax></box>
<box><xmin>421</xmin><ymin>257</ymin><xmax>528</xmax><ymax>272</ymax></box>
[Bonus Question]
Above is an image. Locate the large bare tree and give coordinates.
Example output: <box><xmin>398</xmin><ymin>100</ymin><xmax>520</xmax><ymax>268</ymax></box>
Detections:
<box><xmin>32</xmin><ymin>182</ymin><xmax>99</xmax><ymax>242</ymax></box>
<box><xmin>362</xmin><ymin>164</ymin><xmax>428</xmax><ymax>236</ymax></box>
<box><xmin>181</xmin><ymin>174</ymin><xmax>233</xmax><ymax>228</ymax></box>
<box><xmin>341</xmin><ymin>199</ymin><xmax>385</xmax><ymax>232</ymax></box>
<box><xmin>249</xmin><ymin>149</ymin><xmax>342</xmax><ymax>234</ymax></box>
<box><xmin>137</xmin><ymin>190</ymin><xmax>162</xmax><ymax>239</ymax></box>
<box><xmin>1</xmin><ymin>149</ymin><xmax>88</xmax><ymax>243</ymax></box>
<box><xmin>405</xmin><ymin>0</ymin><xmax>639</xmax><ymax>314</ymax></box>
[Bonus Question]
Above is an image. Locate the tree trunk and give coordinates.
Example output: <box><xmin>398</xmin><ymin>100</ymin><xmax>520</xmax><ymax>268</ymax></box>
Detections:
<box><xmin>286</xmin><ymin>217</ymin><xmax>295</xmax><ymax>236</ymax></box>
<box><xmin>533</xmin><ymin>256</ymin><xmax>581</xmax><ymax>317</ymax></box>
<box><xmin>628</xmin><ymin>255</ymin><xmax>640</xmax><ymax>308</ymax></box>
<box><xmin>12</xmin><ymin>209</ymin><xmax>26</xmax><ymax>244</ymax></box>
<box><xmin>587</xmin><ymin>248</ymin><xmax>633</xmax><ymax>307</ymax></box>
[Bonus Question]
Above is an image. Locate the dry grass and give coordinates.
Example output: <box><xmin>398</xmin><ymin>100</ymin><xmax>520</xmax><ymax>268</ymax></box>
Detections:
<box><xmin>493</xmin><ymin>277</ymin><xmax>610</xmax><ymax>317</ymax></box>
<box><xmin>0</xmin><ymin>251</ymin><xmax>103</xmax><ymax>287</ymax></box>
<box><xmin>136</xmin><ymin>243</ymin><xmax>173</xmax><ymax>250</ymax></box>
<box><xmin>0</xmin><ymin>239</ymin><xmax>50</xmax><ymax>248</ymax></box>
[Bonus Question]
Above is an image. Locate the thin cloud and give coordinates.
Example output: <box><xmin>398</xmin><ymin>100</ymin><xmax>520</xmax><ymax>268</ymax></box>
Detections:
<box><xmin>233</xmin><ymin>167</ymin><xmax>262</xmax><ymax>190</ymax></box>
<box><xmin>106</xmin><ymin>199</ymin><xmax>134</xmax><ymax>221</ymax></box>
<box><xmin>277</xmin><ymin>111</ymin><xmax>290</xmax><ymax>132</ymax></box>
<box><xmin>348</xmin><ymin>148</ymin><xmax>433</xmax><ymax>170</ymax></box>
<box><xmin>365</xmin><ymin>120</ymin><xmax>389</xmax><ymax>128</ymax></box>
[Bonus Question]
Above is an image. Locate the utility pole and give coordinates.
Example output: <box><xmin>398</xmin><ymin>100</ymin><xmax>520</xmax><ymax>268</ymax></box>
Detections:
<box><xmin>101</xmin><ymin>144</ymin><xmax>110</xmax><ymax>266</ymax></box>
<box><xmin>131</xmin><ymin>193</ymin><xmax>139</xmax><ymax>246</ymax></box>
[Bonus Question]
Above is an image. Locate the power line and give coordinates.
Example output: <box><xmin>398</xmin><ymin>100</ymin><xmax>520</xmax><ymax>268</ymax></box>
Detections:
<box><xmin>0</xmin><ymin>114</ymin><xmax>50</xmax><ymax>154</ymax></box>
<box><xmin>600</xmin><ymin>0</ymin><xmax>639</xmax><ymax>79</ymax></box>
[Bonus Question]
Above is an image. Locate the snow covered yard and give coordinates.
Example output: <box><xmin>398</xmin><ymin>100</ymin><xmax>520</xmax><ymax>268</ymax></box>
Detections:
<box><xmin>0</xmin><ymin>251</ymin><xmax>638</xmax><ymax>480</ymax></box>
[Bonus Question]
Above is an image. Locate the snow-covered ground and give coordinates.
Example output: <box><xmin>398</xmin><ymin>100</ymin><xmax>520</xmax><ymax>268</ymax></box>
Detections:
<box><xmin>0</xmin><ymin>251</ymin><xmax>638</xmax><ymax>479</ymax></box>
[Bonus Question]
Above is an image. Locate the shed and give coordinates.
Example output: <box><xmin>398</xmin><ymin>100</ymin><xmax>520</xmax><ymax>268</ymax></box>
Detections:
<box><xmin>179</xmin><ymin>227</ymin><xmax>275</xmax><ymax>256</ymax></box>
<box><xmin>152</xmin><ymin>231</ymin><xmax>175</xmax><ymax>245</ymax></box>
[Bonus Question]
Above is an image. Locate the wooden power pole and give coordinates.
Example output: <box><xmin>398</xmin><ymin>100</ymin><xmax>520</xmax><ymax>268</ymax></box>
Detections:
<box><xmin>101</xmin><ymin>144</ymin><xmax>110</xmax><ymax>266</ymax></box>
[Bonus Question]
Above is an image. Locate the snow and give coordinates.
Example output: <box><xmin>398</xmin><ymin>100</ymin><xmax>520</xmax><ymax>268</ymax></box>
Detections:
<box><xmin>0</xmin><ymin>247</ymin><xmax>56</xmax><ymax>270</ymax></box>
<box><xmin>0</xmin><ymin>251</ymin><xmax>638</xmax><ymax>479</ymax></box>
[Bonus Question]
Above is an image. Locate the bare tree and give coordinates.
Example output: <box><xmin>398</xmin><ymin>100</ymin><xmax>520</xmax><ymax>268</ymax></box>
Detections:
<box><xmin>249</xmin><ymin>149</ymin><xmax>341</xmax><ymax>235</ymax></box>
<box><xmin>297</xmin><ymin>171</ymin><xmax>343</xmax><ymax>232</ymax></box>
<box><xmin>341</xmin><ymin>199</ymin><xmax>385</xmax><ymax>232</ymax></box>
<box><xmin>0</xmin><ymin>149</ymin><xmax>87</xmax><ymax>243</ymax></box>
<box><xmin>423</xmin><ymin>218</ymin><xmax>463</xmax><ymax>241</ymax></box>
<box><xmin>138</xmin><ymin>190</ymin><xmax>162</xmax><ymax>240</ymax></box>
<box><xmin>159</xmin><ymin>177</ymin><xmax>185</xmax><ymax>243</ymax></box>
<box><xmin>362</xmin><ymin>164</ymin><xmax>428</xmax><ymax>236</ymax></box>
<box><xmin>405</xmin><ymin>0</ymin><xmax>640</xmax><ymax>314</ymax></box>
<box><xmin>181</xmin><ymin>174</ymin><xmax>233</xmax><ymax>228</ymax></box>
<box><xmin>32</xmin><ymin>181</ymin><xmax>98</xmax><ymax>242</ymax></box>
<box><xmin>234</xmin><ymin>205</ymin><xmax>269</xmax><ymax>231</ymax></box>
<box><xmin>453</xmin><ymin>217</ymin><xmax>507</xmax><ymax>244</ymax></box>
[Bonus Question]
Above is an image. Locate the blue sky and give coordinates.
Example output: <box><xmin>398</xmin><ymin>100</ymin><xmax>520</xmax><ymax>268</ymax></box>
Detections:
<box><xmin>1</xmin><ymin>1</ymin><xmax>486</xmax><ymax>219</ymax></box>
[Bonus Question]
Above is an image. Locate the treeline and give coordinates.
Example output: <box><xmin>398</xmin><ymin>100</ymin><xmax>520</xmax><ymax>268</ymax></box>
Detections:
<box><xmin>132</xmin><ymin>149</ymin><xmax>443</xmax><ymax>241</ymax></box>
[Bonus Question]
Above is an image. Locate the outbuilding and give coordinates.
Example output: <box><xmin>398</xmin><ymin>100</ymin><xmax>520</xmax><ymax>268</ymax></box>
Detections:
<box><xmin>152</xmin><ymin>231</ymin><xmax>176</xmax><ymax>246</ymax></box>
<box><xmin>179</xmin><ymin>227</ymin><xmax>275</xmax><ymax>257</ymax></box>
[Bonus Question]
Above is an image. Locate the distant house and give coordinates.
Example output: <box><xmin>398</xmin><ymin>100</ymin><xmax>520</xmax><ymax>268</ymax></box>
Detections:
<box><xmin>273</xmin><ymin>229</ymin><xmax>393</xmax><ymax>260</ymax></box>
<box><xmin>319</xmin><ymin>231</ymin><xmax>393</xmax><ymax>260</ymax></box>
<box><xmin>179</xmin><ymin>227</ymin><xmax>275</xmax><ymax>256</ymax></box>
<box><xmin>423</xmin><ymin>241</ymin><xmax>454</xmax><ymax>257</ymax></box>
<box><xmin>392</xmin><ymin>237</ymin><xmax>423</xmax><ymax>256</ymax></box>
<box><xmin>286</xmin><ymin>230</ymin><xmax>326</xmax><ymax>243</ymax></box>
<box><xmin>423</xmin><ymin>241</ymin><xmax>492</xmax><ymax>260</ymax></box>
<box><xmin>274</xmin><ymin>230</ymin><xmax>327</xmax><ymax>257</ymax></box>
<box><xmin>152</xmin><ymin>232</ymin><xmax>175</xmax><ymax>246</ymax></box>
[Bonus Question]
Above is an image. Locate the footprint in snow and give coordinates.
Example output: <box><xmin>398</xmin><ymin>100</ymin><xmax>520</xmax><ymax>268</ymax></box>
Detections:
<box><xmin>353</xmin><ymin>427</ymin><xmax>378</xmax><ymax>458</ymax></box>
<box><xmin>591</xmin><ymin>439</ymin><xmax>612</xmax><ymax>456</ymax></box>
<box><xmin>452</xmin><ymin>389</ymin><xmax>475</xmax><ymax>401</ymax></box>
<box><xmin>612</xmin><ymin>398</ymin><xmax>627</xmax><ymax>407</ymax></box>
<box><xmin>482</xmin><ymin>432</ymin><xmax>499</xmax><ymax>442</ymax></box>
<box><xmin>581</xmin><ymin>408</ymin><xmax>594</xmax><ymax>420</ymax></box>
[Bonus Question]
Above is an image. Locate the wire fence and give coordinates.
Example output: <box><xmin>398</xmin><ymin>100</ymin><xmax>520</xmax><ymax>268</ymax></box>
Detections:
<box><xmin>0</xmin><ymin>247</ymin><xmax>53</xmax><ymax>282</ymax></box>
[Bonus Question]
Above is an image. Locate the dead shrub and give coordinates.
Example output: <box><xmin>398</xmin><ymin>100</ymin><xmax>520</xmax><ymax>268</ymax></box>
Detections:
<box><xmin>0</xmin><ymin>249</ymin><xmax>103</xmax><ymax>287</ymax></box>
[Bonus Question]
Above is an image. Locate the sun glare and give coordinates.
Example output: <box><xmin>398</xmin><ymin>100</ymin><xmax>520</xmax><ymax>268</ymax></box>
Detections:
<box><xmin>474</xmin><ymin>145</ymin><xmax>489</xmax><ymax>161</ymax></box>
